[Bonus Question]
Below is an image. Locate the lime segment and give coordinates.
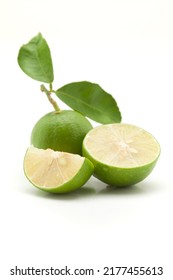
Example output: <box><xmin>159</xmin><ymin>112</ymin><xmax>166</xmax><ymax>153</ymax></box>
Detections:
<box><xmin>24</xmin><ymin>147</ymin><xmax>94</xmax><ymax>193</ymax></box>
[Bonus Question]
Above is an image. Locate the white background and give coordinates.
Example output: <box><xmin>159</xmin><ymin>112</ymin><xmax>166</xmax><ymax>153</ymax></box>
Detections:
<box><xmin>0</xmin><ymin>0</ymin><xmax>173</xmax><ymax>279</ymax></box>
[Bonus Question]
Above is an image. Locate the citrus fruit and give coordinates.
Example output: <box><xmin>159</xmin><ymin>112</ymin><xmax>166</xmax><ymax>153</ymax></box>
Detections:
<box><xmin>31</xmin><ymin>110</ymin><xmax>92</xmax><ymax>155</ymax></box>
<box><xmin>83</xmin><ymin>123</ymin><xmax>160</xmax><ymax>187</ymax></box>
<box><xmin>24</xmin><ymin>147</ymin><xmax>94</xmax><ymax>193</ymax></box>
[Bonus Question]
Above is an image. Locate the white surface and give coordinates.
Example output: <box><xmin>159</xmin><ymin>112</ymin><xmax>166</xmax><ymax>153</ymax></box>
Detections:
<box><xmin>1</xmin><ymin>0</ymin><xmax>173</xmax><ymax>279</ymax></box>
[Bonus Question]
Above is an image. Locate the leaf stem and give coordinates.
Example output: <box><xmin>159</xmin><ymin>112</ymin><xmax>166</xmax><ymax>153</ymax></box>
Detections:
<box><xmin>40</xmin><ymin>84</ymin><xmax>61</xmax><ymax>112</ymax></box>
<box><xmin>49</xmin><ymin>83</ymin><xmax>53</xmax><ymax>92</ymax></box>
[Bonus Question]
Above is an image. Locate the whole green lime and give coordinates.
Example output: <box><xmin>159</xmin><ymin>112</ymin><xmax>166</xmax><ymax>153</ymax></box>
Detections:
<box><xmin>31</xmin><ymin>110</ymin><xmax>92</xmax><ymax>155</ymax></box>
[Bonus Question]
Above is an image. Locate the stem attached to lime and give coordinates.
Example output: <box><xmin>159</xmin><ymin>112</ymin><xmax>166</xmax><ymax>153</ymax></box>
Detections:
<box><xmin>40</xmin><ymin>84</ymin><xmax>61</xmax><ymax>113</ymax></box>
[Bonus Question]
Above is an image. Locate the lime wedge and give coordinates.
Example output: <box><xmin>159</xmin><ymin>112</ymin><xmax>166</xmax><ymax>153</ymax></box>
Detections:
<box><xmin>83</xmin><ymin>124</ymin><xmax>160</xmax><ymax>187</ymax></box>
<box><xmin>24</xmin><ymin>147</ymin><xmax>94</xmax><ymax>193</ymax></box>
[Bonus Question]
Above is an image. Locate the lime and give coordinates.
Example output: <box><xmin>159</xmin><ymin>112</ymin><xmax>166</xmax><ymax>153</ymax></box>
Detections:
<box><xmin>24</xmin><ymin>147</ymin><xmax>94</xmax><ymax>193</ymax></box>
<box><xmin>83</xmin><ymin>123</ymin><xmax>160</xmax><ymax>187</ymax></box>
<box><xmin>31</xmin><ymin>110</ymin><xmax>92</xmax><ymax>155</ymax></box>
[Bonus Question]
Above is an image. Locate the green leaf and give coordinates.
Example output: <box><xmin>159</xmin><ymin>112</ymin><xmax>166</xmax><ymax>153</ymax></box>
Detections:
<box><xmin>56</xmin><ymin>81</ymin><xmax>121</xmax><ymax>124</ymax></box>
<box><xmin>17</xmin><ymin>33</ymin><xmax>54</xmax><ymax>83</ymax></box>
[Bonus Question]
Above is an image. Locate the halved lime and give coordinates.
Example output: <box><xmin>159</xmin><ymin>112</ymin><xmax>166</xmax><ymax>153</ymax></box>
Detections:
<box><xmin>24</xmin><ymin>147</ymin><xmax>94</xmax><ymax>193</ymax></box>
<box><xmin>83</xmin><ymin>124</ymin><xmax>160</xmax><ymax>187</ymax></box>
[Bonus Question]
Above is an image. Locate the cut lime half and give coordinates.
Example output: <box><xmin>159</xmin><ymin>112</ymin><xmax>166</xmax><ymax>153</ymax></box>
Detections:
<box><xmin>83</xmin><ymin>124</ymin><xmax>160</xmax><ymax>187</ymax></box>
<box><xmin>24</xmin><ymin>147</ymin><xmax>94</xmax><ymax>193</ymax></box>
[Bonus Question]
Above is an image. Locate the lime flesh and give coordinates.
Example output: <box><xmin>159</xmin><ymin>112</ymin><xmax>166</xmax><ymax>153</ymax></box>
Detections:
<box><xmin>24</xmin><ymin>147</ymin><xmax>94</xmax><ymax>193</ymax></box>
<box><xmin>83</xmin><ymin>123</ymin><xmax>160</xmax><ymax>187</ymax></box>
<box><xmin>31</xmin><ymin>110</ymin><xmax>92</xmax><ymax>155</ymax></box>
